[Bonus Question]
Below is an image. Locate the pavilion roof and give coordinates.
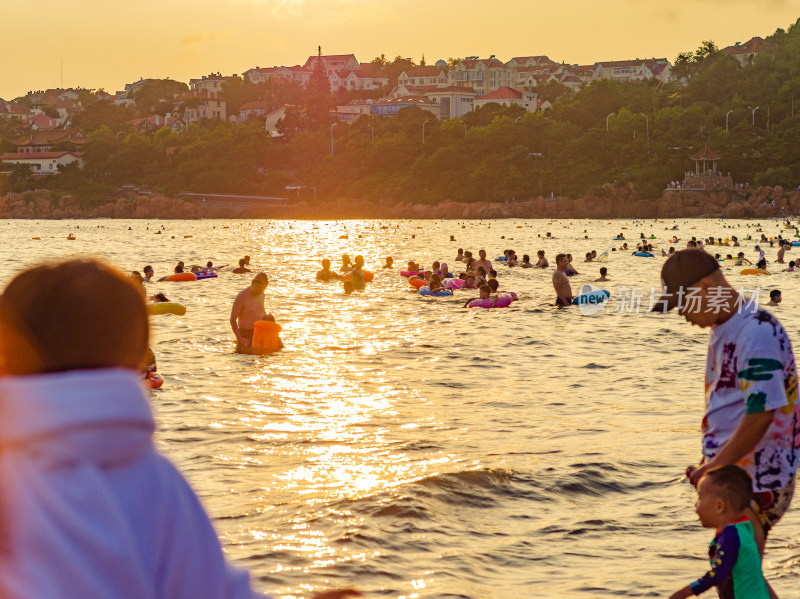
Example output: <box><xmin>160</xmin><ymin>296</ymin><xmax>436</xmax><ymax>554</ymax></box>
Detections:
<box><xmin>690</xmin><ymin>146</ymin><xmax>720</xmax><ymax>161</ymax></box>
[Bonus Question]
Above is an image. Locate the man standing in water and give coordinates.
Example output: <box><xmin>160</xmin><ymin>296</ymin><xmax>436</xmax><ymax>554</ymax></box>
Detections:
<box><xmin>552</xmin><ymin>253</ymin><xmax>573</xmax><ymax>306</ymax></box>
<box><xmin>230</xmin><ymin>272</ymin><xmax>271</xmax><ymax>348</ymax></box>
<box><xmin>476</xmin><ymin>249</ymin><xmax>493</xmax><ymax>274</ymax></box>
<box><xmin>652</xmin><ymin>249</ymin><xmax>799</xmax><ymax>597</ymax></box>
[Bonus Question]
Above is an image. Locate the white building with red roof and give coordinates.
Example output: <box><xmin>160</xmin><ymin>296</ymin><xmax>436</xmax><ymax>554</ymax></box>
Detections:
<box><xmin>189</xmin><ymin>73</ymin><xmax>237</xmax><ymax>93</ymax></box>
<box><xmin>397</xmin><ymin>67</ymin><xmax>448</xmax><ymax>87</ymax></box>
<box><xmin>26</xmin><ymin>114</ymin><xmax>63</xmax><ymax>131</ymax></box>
<box><xmin>506</xmin><ymin>56</ymin><xmax>557</xmax><ymax>69</ymax></box>
<box><xmin>128</xmin><ymin>114</ymin><xmax>185</xmax><ymax>132</ymax></box>
<box><xmin>472</xmin><ymin>86</ymin><xmax>540</xmax><ymax>112</ymax></box>
<box><xmin>594</xmin><ymin>58</ymin><xmax>671</xmax><ymax>83</ymax></box>
<box><xmin>331</xmin><ymin>100</ymin><xmax>375</xmax><ymax>123</ymax></box>
<box><xmin>304</xmin><ymin>54</ymin><xmax>360</xmax><ymax>76</ymax></box>
<box><xmin>0</xmin><ymin>151</ymin><xmax>84</xmax><ymax>174</ymax></box>
<box><xmin>237</xmin><ymin>101</ymin><xmax>272</xmax><ymax>122</ymax></box>
<box><xmin>12</xmin><ymin>129</ymin><xmax>87</xmax><ymax>153</ymax></box>
<box><xmin>329</xmin><ymin>68</ymin><xmax>389</xmax><ymax>92</ymax></box>
<box><xmin>174</xmin><ymin>89</ymin><xmax>226</xmax><ymax>123</ymax></box>
<box><xmin>721</xmin><ymin>37</ymin><xmax>769</xmax><ymax>66</ymax></box>
<box><xmin>242</xmin><ymin>67</ymin><xmax>278</xmax><ymax>84</ymax></box>
<box><xmin>451</xmin><ymin>58</ymin><xmax>514</xmax><ymax>96</ymax></box>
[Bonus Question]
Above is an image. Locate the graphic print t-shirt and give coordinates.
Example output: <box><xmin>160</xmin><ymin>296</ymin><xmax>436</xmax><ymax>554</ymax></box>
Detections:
<box><xmin>705</xmin><ymin>308</ymin><xmax>800</xmax><ymax>491</ymax></box>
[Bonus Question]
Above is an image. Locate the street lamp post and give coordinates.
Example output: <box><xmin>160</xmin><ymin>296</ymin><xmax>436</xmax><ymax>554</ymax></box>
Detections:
<box><xmin>422</xmin><ymin>120</ymin><xmax>430</xmax><ymax>144</ymax></box>
<box><xmin>330</xmin><ymin>122</ymin><xmax>337</xmax><ymax>156</ymax></box>
<box><xmin>640</xmin><ymin>113</ymin><xmax>649</xmax><ymax>144</ymax></box>
<box><xmin>368</xmin><ymin>124</ymin><xmax>374</xmax><ymax>142</ymax></box>
<box><xmin>726</xmin><ymin>110</ymin><xmax>733</xmax><ymax>133</ymax></box>
<box><xmin>606</xmin><ymin>113</ymin><xmax>613</xmax><ymax>132</ymax></box>
<box><xmin>747</xmin><ymin>106</ymin><xmax>759</xmax><ymax>129</ymax></box>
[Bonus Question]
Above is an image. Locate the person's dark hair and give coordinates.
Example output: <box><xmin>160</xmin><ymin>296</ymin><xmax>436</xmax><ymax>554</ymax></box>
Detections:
<box><xmin>0</xmin><ymin>259</ymin><xmax>148</xmax><ymax>374</ymax></box>
<box><xmin>489</xmin><ymin>269</ymin><xmax>497</xmax><ymax>277</ymax></box>
<box><xmin>687</xmin><ymin>240</ymin><xmax>697</xmax><ymax>248</ymax></box>
<box><xmin>487</xmin><ymin>279</ymin><xmax>499</xmax><ymax>292</ymax></box>
<box><xmin>599</xmin><ymin>267</ymin><xmax>607</xmax><ymax>275</ymax></box>
<box><xmin>758</xmin><ymin>259</ymin><xmax>767</xmax><ymax>269</ymax></box>
<box><xmin>702</xmin><ymin>465</ymin><xmax>753</xmax><ymax>513</ymax></box>
<box><xmin>523</xmin><ymin>254</ymin><xmax>530</xmax><ymax>262</ymax></box>
<box><xmin>174</xmin><ymin>263</ymin><xmax>184</xmax><ymax>273</ymax></box>
<box><xmin>238</xmin><ymin>258</ymin><xmax>246</xmax><ymax>267</ymax></box>
<box><xmin>143</xmin><ymin>265</ymin><xmax>153</xmax><ymax>273</ymax></box>
<box><xmin>555</xmin><ymin>253</ymin><xmax>567</xmax><ymax>264</ymax></box>
<box><xmin>206</xmin><ymin>261</ymin><xmax>213</xmax><ymax>268</ymax></box>
<box><xmin>154</xmin><ymin>293</ymin><xmax>169</xmax><ymax>303</ymax></box>
<box><xmin>770</xmin><ymin>289</ymin><xmax>782</xmax><ymax>299</ymax></box>
<box><xmin>478</xmin><ymin>284</ymin><xmax>491</xmax><ymax>294</ymax></box>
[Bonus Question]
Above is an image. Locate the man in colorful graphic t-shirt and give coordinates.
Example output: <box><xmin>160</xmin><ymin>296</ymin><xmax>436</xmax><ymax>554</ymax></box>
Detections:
<box><xmin>653</xmin><ymin>249</ymin><xmax>800</xmax><ymax>552</ymax></box>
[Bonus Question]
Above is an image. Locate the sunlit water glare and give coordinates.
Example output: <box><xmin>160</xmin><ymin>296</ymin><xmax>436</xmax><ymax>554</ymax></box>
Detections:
<box><xmin>1</xmin><ymin>217</ymin><xmax>799</xmax><ymax>598</ymax></box>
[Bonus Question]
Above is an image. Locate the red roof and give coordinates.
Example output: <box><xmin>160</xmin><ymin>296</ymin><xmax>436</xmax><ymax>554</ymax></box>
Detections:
<box><xmin>1</xmin><ymin>151</ymin><xmax>84</xmax><ymax>160</ymax></box>
<box><xmin>477</xmin><ymin>86</ymin><xmax>524</xmax><ymax>100</ymax></box>
<box><xmin>13</xmin><ymin>129</ymin><xmax>86</xmax><ymax>146</ymax></box>
<box><xmin>26</xmin><ymin>114</ymin><xmax>61</xmax><ymax>129</ymax></box>
<box><xmin>690</xmin><ymin>147</ymin><xmax>721</xmax><ymax>161</ymax></box>
<box><xmin>722</xmin><ymin>36</ymin><xmax>768</xmax><ymax>56</ymax></box>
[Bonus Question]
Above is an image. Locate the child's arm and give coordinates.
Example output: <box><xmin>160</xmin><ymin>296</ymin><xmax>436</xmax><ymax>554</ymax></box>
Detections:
<box><xmin>684</xmin><ymin>526</ymin><xmax>741</xmax><ymax>597</ymax></box>
<box><xmin>668</xmin><ymin>585</ymin><xmax>694</xmax><ymax>599</ymax></box>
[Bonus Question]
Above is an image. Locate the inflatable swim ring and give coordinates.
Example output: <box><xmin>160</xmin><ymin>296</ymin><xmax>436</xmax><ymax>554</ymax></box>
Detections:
<box><xmin>145</xmin><ymin>373</ymin><xmax>164</xmax><ymax>389</ymax></box>
<box><xmin>343</xmin><ymin>271</ymin><xmax>374</xmax><ymax>283</ymax></box>
<box><xmin>572</xmin><ymin>290</ymin><xmax>610</xmax><ymax>306</ymax></box>
<box><xmin>251</xmin><ymin>319</ymin><xmax>283</xmax><ymax>353</ymax></box>
<box><xmin>146</xmin><ymin>302</ymin><xmax>187</xmax><ymax>316</ymax></box>
<box><xmin>195</xmin><ymin>272</ymin><xmax>218</xmax><ymax>280</ymax></box>
<box><xmin>165</xmin><ymin>273</ymin><xmax>197</xmax><ymax>282</ymax></box>
<box><xmin>445</xmin><ymin>278</ymin><xmax>466</xmax><ymax>289</ymax></box>
<box><xmin>467</xmin><ymin>292</ymin><xmax>518</xmax><ymax>309</ymax></box>
<box><xmin>634</xmin><ymin>252</ymin><xmax>654</xmax><ymax>257</ymax></box>
<box><xmin>495</xmin><ymin>256</ymin><xmax>509</xmax><ymax>262</ymax></box>
<box><xmin>419</xmin><ymin>286</ymin><xmax>453</xmax><ymax>297</ymax></box>
<box><xmin>400</xmin><ymin>270</ymin><xmax>422</xmax><ymax>277</ymax></box>
<box><xmin>409</xmin><ymin>278</ymin><xmax>427</xmax><ymax>290</ymax></box>
<box><xmin>740</xmin><ymin>269</ymin><xmax>770</xmax><ymax>275</ymax></box>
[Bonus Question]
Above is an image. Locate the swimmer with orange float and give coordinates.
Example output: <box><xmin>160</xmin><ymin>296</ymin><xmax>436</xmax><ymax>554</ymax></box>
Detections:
<box><xmin>230</xmin><ymin>272</ymin><xmax>274</xmax><ymax>350</ymax></box>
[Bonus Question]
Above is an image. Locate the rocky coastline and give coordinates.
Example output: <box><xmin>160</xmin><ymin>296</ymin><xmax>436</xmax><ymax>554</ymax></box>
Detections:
<box><xmin>2</xmin><ymin>184</ymin><xmax>799</xmax><ymax>220</ymax></box>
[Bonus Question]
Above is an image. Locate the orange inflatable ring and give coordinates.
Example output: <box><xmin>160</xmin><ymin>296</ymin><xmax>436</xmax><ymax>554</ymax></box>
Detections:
<box><xmin>409</xmin><ymin>277</ymin><xmax>427</xmax><ymax>289</ymax></box>
<box><xmin>165</xmin><ymin>272</ymin><xmax>197</xmax><ymax>282</ymax></box>
<box><xmin>342</xmin><ymin>271</ymin><xmax>374</xmax><ymax>283</ymax></box>
<box><xmin>146</xmin><ymin>373</ymin><xmax>164</xmax><ymax>389</ymax></box>
<box><xmin>251</xmin><ymin>320</ymin><xmax>283</xmax><ymax>353</ymax></box>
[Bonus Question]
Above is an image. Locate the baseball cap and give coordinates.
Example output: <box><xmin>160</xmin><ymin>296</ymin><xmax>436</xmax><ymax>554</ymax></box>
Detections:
<box><xmin>441</xmin><ymin>263</ymin><xmax>448</xmax><ymax>269</ymax></box>
<box><xmin>651</xmin><ymin>249</ymin><xmax>720</xmax><ymax>313</ymax></box>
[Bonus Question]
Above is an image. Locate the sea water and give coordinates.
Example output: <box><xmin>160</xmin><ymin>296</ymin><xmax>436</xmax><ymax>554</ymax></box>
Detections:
<box><xmin>1</xmin><ymin>218</ymin><xmax>798</xmax><ymax>598</ymax></box>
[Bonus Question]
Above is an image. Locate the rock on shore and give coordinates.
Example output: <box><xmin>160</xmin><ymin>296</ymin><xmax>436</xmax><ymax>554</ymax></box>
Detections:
<box><xmin>2</xmin><ymin>185</ymin><xmax>799</xmax><ymax>220</ymax></box>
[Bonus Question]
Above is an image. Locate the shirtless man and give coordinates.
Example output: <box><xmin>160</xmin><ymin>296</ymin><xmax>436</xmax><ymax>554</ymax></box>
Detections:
<box><xmin>316</xmin><ymin>259</ymin><xmax>341</xmax><ymax>281</ymax></box>
<box><xmin>230</xmin><ymin>273</ymin><xmax>272</xmax><ymax>348</ymax></box>
<box><xmin>552</xmin><ymin>253</ymin><xmax>573</xmax><ymax>306</ymax></box>
<box><xmin>350</xmin><ymin>255</ymin><xmax>366</xmax><ymax>289</ymax></box>
<box><xmin>476</xmin><ymin>249</ymin><xmax>493</xmax><ymax>274</ymax></box>
<box><xmin>232</xmin><ymin>258</ymin><xmax>251</xmax><ymax>274</ymax></box>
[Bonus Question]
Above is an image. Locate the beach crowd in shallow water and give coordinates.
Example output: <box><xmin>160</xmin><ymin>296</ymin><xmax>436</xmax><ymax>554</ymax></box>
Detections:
<box><xmin>1</xmin><ymin>217</ymin><xmax>800</xmax><ymax>598</ymax></box>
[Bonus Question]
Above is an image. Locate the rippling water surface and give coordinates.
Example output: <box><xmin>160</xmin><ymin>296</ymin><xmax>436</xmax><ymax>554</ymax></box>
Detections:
<box><xmin>2</xmin><ymin>217</ymin><xmax>799</xmax><ymax>598</ymax></box>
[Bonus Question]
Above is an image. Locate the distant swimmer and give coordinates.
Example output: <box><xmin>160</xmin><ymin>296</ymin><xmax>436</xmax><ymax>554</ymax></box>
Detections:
<box><xmin>143</xmin><ymin>265</ymin><xmax>154</xmax><ymax>283</ymax></box>
<box><xmin>565</xmin><ymin>254</ymin><xmax>579</xmax><ymax>276</ymax></box>
<box><xmin>520</xmin><ymin>254</ymin><xmax>533</xmax><ymax>268</ymax></box>
<box><xmin>350</xmin><ymin>255</ymin><xmax>366</xmax><ymax>289</ymax></box>
<box><xmin>553</xmin><ymin>253</ymin><xmax>574</xmax><ymax>306</ymax></box>
<box><xmin>316</xmin><ymin>259</ymin><xmax>342</xmax><ymax>281</ymax></box>
<box><xmin>455</xmin><ymin>248</ymin><xmax>465</xmax><ymax>262</ymax></box>
<box><xmin>230</xmin><ymin>273</ymin><xmax>271</xmax><ymax>349</ymax></box>
<box><xmin>594</xmin><ymin>267</ymin><xmax>609</xmax><ymax>282</ymax></box>
<box><xmin>157</xmin><ymin>261</ymin><xmax>185</xmax><ymax>282</ymax></box>
<box><xmin>767</xmin><ymin>289</ymin><xmax>782</xmax><ymax>306</ymax></box>
<box><xmin>535</xmin><ymin>250</ymin><xmax>549</xmax><ymax>268</ymax></box>
<box><xmin>339</xmin><ymin>254</ymin><xmax>353</xmax><ymax>273</ymax></box>
<box><xmin>383</xmin><ymin>256</ymin><xmax>393</xmax><ymax>269</ymax></box>
<box><xmin>232</xmin><ymin>258</ymin><xmax>252</xmax><ymax>274</ymax></box>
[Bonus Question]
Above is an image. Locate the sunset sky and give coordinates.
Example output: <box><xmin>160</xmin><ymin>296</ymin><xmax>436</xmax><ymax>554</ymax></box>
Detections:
<box><xmin>2</xmin><ymin>0</ymin><xmax>798</xmax><ymax>100</ymax></box>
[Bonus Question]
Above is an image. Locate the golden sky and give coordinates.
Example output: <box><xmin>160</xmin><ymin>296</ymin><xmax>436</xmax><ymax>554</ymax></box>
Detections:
<box><xmin>2</xmin><ymin>0</ymin><xmax>798</xmax><ymax>99</ymax></box>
